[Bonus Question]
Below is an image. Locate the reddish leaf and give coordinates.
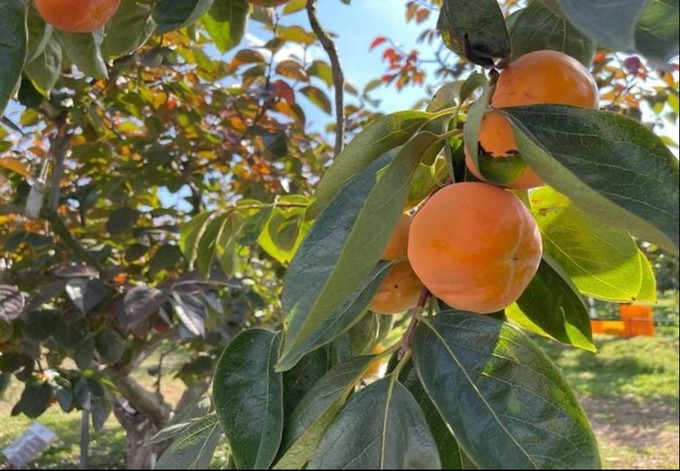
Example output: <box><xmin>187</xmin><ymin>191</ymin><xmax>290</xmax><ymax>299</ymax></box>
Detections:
<box><xmin>369</xmin><ymin>36</ymin><xmax>388</xmax><ymax>51</ymax></box>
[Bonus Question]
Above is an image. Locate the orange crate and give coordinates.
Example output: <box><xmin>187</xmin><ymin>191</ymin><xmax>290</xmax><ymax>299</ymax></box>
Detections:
<box><xmin>590</xmin><ymin>319</ymin><xmax>626</xmax><ymax>336</ymax></box>
<box><xmin>619</xmin><ymin>305</ymin><xmax>654</xmax><ymax>337</ymax></box>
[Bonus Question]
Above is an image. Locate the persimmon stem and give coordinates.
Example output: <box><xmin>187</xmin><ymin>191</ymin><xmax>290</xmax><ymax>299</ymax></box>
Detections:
<box><xmin>399</xmin><ymin>288</ymin><xmax>430</xmax><ymax>358</ymax></box>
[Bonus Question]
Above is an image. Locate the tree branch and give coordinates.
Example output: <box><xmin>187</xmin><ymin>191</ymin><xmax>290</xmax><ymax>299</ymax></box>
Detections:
<box><xmin>306</xmin><ymin>0</ymin><xmax>345</xmax><ymax>157</ymax></box>
<box><xmin>42</xmin><ymin>207</ymin><xmax>107</xmax><ymax>274</ymax></box>
<box><xmin>109</xmin><ymin>370</ymin><xmax>172</xmax><ymax>428</ymax></box>
<box><xmin>49</xmin><ymin>115</ymin><xmax>68</xmax><ymax>212</ymax></box>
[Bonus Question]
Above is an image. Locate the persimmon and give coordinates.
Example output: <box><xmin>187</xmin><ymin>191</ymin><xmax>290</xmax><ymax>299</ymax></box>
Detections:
<box><xmin>465</xmin><ymin>50</ymin><xmax>599</xmax><ymax>189</ymax></box>
<box><xmin>35</xmin><ymin>0</ymin><xmax>121</xmax><ymax>33</ymax></box>
<box><xmin>408</xmin><ymin>182</ymin><xmax>542</xmax><ymax>314</ymax></box>
<box><xmin>369</xmin><ymin>214</ymin><xmax>424</xmax><ymax>315</ymax></box>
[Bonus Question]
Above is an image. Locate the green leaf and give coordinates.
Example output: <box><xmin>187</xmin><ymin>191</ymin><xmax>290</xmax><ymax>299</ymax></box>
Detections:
<box><xmin>635</xmin><ymin>0</ymin><xmax>680</xmax><ymax>66</ymax></box>
<box><xmin>401</xmin><ymin>362</ymin><xmax>470</xmax><ymax>469</ymax></box>
<box><xmin>274</xmin><ymin>355</ymin><xmax>380</xmax><ymax>469</ymax></box>
<box><xmin>257</xmin><ymin>201</ymin><xmax>309</xmax><ymax>265</ymax></box>
<box><xmin>555</xmin><ymin>0</ymin><xmax>647</xmax><ymax>51</ymax></box>
<box><xmin>280</xmin><ymin>258</ymin><xmax>394</xmax><ymax>372</ymax></box>
<box><xmin>103</xmin><ymin>0</ymin><xmax>155</xmax><ymax>59</ymax></box>
<box><xmin>508</xmin><ymin>257</ymin><xmax>596</xmax><ymax>352</ymax></box>
<box><xmin>16</xmin><ymin>381</ymin><xmax>52</xmax><ymax>419</ymax></box>
<box><xmin>155</xmin><ymin>413</ymin><xmax>223</xmax><ymax>470</ymax></box>
<box><xmin>179</xmin><ymin>212</ymin><xmax>214</xmax><ymax>270</ymax></box>
<box><xmin>413</xmin><ymin>311</ymin><xmax>601</xmax><ymax>469</ymax></box>
<box><xmin>462</xmin><ymin>82</ymin><xmax>491</xmax><ymax>175</ymax></box>
<box><xmin>0</xmin><ymin>0</ymin><xmax>27</xmax><ymax>116</ymax></box>
<box><xmin>300</xmin><ymin>85</ymin><xmax>332</xmax><ymax>114</ymax></box>
<box><xmin>307</xmin><ymin>110</ymin><xmax>432</xmax><ymax>220</ymax></box>
<box><xmin>153</xmin><ymin>0</ymin><xmax>215</xmax><ymax>34</ymax></box>
<box><xmin>24</xmin><ymin>40</ymin><xmax>62</xmax><ymax>95</ymax></box>
<box><xmin>95</xmin><ymin>328</ymin><xmax>126</xmax><ymax>364</ymax></box>
<box><xmin>636</xmin><ymin>250</ymin><xmax>657</xmax><ymax>303</ymax></box>
<box><xmin>196</xmin><ymin>213</ymin><xmax>229</xmax><ymax>277</ymax></box>
<box><xmin>346</xmin><ymin>311</ymin><xmax>392</xmax><ymax>355</ymax></box>
<box><xmin>503</xmin><ymin>104</ymin><xmax>679</xmax><ymax>254</ymax></box>
<box><xmin>438</xmin><ymin>0</ymin><xmax>510</xmax><ymax>66</ymax></box>
<box><xmin>309</xmin><ymin>377</ymin><xmax>441</xmax><ymax>469</ymax></box>
<box><xmin>282</xmin><ymin>345</ymin><xmax>332</xmax><ymax>418</ymax></box>
<box><xmin>106</xmin><ymin>207</ymin><xmax>140</xmax><ymax>235</ymax></box>
<box><xmin>530</xmin><ymin>186</ymin><xmax>645</xmax><ymax>302</ymax></box>
<box><xmin>26</xmin><ymin>5</ymin><xmax>52</xmax><ymax>63</ymax></box>
<box><xmin>509</xmin><ymin>1</ymin><xmax>595</xmax><ymax>66</ymax></box>
<box><xmin>307</xmin><ymin>60</ymin><xmax>333</xmax><ymax>88</ymax></box>
<box><xmin>278</xmin><ymin>135</ymin><xmax>438</xmax><ymax>370</ymax></box>
<box><xmin>213</xmin><ymin>329</ymin><xmax>283</xmax><ymax>470</ymax></box>
<box><xmin>203</xmin><ymin>0</ymin><xmax>250</xmax><ymax>54</ymax></box>
<box><xmin>55</xmin><ymin>30</ymin><xmax>108</xmax><ymax>80</ymax></box>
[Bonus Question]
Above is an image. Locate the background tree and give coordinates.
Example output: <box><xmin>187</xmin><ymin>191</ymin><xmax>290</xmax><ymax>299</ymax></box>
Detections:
<box><xmin>0</xmin><ymin>0</ymin><xmax>678</xmax><ymax>469</ymax></box>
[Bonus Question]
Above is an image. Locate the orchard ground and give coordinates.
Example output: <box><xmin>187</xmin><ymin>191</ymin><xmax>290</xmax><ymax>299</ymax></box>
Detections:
<box><xmin>0</xmin><ymin>327</ymin><xmax>678</xmax><ymax>470</ymax></box>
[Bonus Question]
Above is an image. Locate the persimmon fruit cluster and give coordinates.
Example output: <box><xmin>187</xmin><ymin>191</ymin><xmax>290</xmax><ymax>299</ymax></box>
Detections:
<box><xmin>369</xmin><ymin>215</ymin><xmax>425</xmax><ymax>315</ymax></box>
<box><xmin>35</xmin><ymin>0</ymin><xmax>121</xmax><ymax>33</ymax></box>
<box><xmin>465</xmin><ymin>50</ymin><xmax>599</xmax><ymax>189</ymax></box>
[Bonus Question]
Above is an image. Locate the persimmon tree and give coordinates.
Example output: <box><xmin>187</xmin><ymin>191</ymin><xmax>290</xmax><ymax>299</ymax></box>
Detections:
<box><xmin>0</xmin><ymin>0</ymin><xmax>678</xmax><ymax>470</ymax></box>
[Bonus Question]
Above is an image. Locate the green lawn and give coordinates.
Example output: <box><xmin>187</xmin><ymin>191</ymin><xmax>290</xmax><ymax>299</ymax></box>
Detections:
<box><xmin>1</xmin><ymin>330</ymin><xmax>678</xmax><ymax>469</ymax></box>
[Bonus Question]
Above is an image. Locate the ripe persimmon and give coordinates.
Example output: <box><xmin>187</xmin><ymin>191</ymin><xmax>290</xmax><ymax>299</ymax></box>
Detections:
<box><xmin>35</xmin><ymin>0</ymin><xmax>121</xmax><ymax>33</ymax></box>
<box><xmin>408</xmin><ymin>182</ymin><xmax>542</xmax><ymax>314</ymax></box>
<box><xmin>369</xmin><ymin>214</ymin><xmax>424</xmax><ymax>315</ymax></box>
<box><xmin>465</xmin><ymin>50</ymin><xmax>599</xmax><ymax>189</ymax></box>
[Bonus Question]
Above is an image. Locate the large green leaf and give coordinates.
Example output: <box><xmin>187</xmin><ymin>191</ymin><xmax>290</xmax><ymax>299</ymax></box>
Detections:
<box><xmin>531</xmin><ymin>187</ymin><xmax>646</xmax><ymax>302</ymax></box>
<box><xmin>438</xmin><ymin>0</ymin><xmax>510</xmax><ymax>66</ymax></box>
<box><xmin>503</xmin><ymin>105</ymin><xmax>679</xmax><ymax>254</ymax></box>
<box><xmin>278</xmin><ymin>132</ymin><xmax>442</xmax><ymax>371</ymax></box>
<box><xmin>555</xmin><ymin>0</ymin><xmax>647</xmax><ymax>51</ymax></box>
<box><xmin>307</xmin><ymin>111</ymin><xmax>432</xmax><ymax>220</ymax></box>
<box><xmin>213</xmin><ymin>329</ymin><xmax>283</xmax><ymax>469</ymax></box>
<box><xmin>24</xmin><ymin>40</ymin><xmax>62</xmax><ymax>95</ymax></box>
<box><xmin>401</xmin><ymin>363</ymin><xmax>471</xmax><ymax>469</ymax></box>
<box><xmin>153</xmin><ymin>0</ymin><xmax>215</xmax><ymax>34</ymax></box>
<box><xmin>26</xmin><ymin>5</ymin><xmax>52</xmax><ymax>64</ymax></box>
<box><xmin>413</xmin><ymin>311</ymin><xmax>601</xmax><ymax>469</ymax></box>
<box><xmin>278</xmin><ymin>260</ymin><xmax>393</xmax><ymax>372</ymax></box>
<box><xmin>347</xmin><ymin>311</ymin><xmax>394</xmax><ymax>355</ymax></box>
<box><xmin>155</xmin><ymin>413</ymin><xmax>223</xmax><ymax>470</ymax></box>
<box><xmin>55</xmin><ymin>30</ymin><xmax>108</xmax><ymax>80</ymax></box>
<box><xmin>103</xmin><ymin>0</ymin><xmax>155</xmax><ymax>59</ymax></box>
<box><xmin>0</xmin><ymin>0</ymin><xmax>26</xmax><ymax>116</ymax></box>
<box><xmin>509</xmin><ymin>1</ymin><xmax>595</xmax><ymax>66</ymax></box>
<box><xmin>203</xmin><ymin>0</ymin><xmax>250</xmax><ymax>54</ymax></box>
<box><xmin>635</xmin><ymin>0</ymin><xmax>680</xmax><ymax>66</ymax></box>
<box><xmin>275</xmin><ymin>355</ymin><xmax>379</xmax><ymax>469</ymax></box>
<box><xmin>282</xmin><ymin>345</ymin><xmax>333</xmax><ymax>418</ymax></box>
<box><xmin>636</xmin><ymin>250</ymin><xmax>657</xmax><ymax>302</ymax></box>
<box><xmin>308</xmin><ymin>377</ymin><xmax>440</xmax><ymax>469</ymax></box>
<box><xmin>509</xmin><ymin>257</ymin><xmax>596</xmax><ymax>352</ymax></box>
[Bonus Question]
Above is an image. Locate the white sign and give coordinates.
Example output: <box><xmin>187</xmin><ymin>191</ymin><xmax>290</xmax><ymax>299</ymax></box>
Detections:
<box><xmin>2</xmin><ymin>423</ymin><xmax>56</xmax><ymax>468</ymax></box>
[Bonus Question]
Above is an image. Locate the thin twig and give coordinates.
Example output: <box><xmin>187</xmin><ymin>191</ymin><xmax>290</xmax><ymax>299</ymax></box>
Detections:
<box><xmin>306</xmin><ymin>0</ymin><xmax>345</xmax><ymax>157</ymax></box>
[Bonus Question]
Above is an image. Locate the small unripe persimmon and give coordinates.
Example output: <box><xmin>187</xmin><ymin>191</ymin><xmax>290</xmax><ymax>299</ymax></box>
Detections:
<box><xmin>369</xmin><ymin>214</ymin><xmax>424</xmax><ymax>315</ymax></box>
<box><xmin>35</xmin><ymin>0</ymin><xmax>121</xmax><ymax>33</ymax></box>
<box><xmin>465</xmin><ymin>50</ymin><xmax>599</xmax><ymax>189</ymax></box>
<box><xmin>408</xmin><ymin>182</ymin><xmax>542</xmax><ymax>314</ymax></box>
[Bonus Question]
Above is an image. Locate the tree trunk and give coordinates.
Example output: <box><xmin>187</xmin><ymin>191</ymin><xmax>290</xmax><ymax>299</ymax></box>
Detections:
<box><xmin>112</xmin><ymin>398</ymin><xmax>162</xmax><ymax>469</ymax></box>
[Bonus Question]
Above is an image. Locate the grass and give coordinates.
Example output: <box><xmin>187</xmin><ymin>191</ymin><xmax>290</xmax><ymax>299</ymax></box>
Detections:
<box><xmin>1</xmin><ymin>330</ymin><xmax>678</xmax><ymax>469</ymax></box>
